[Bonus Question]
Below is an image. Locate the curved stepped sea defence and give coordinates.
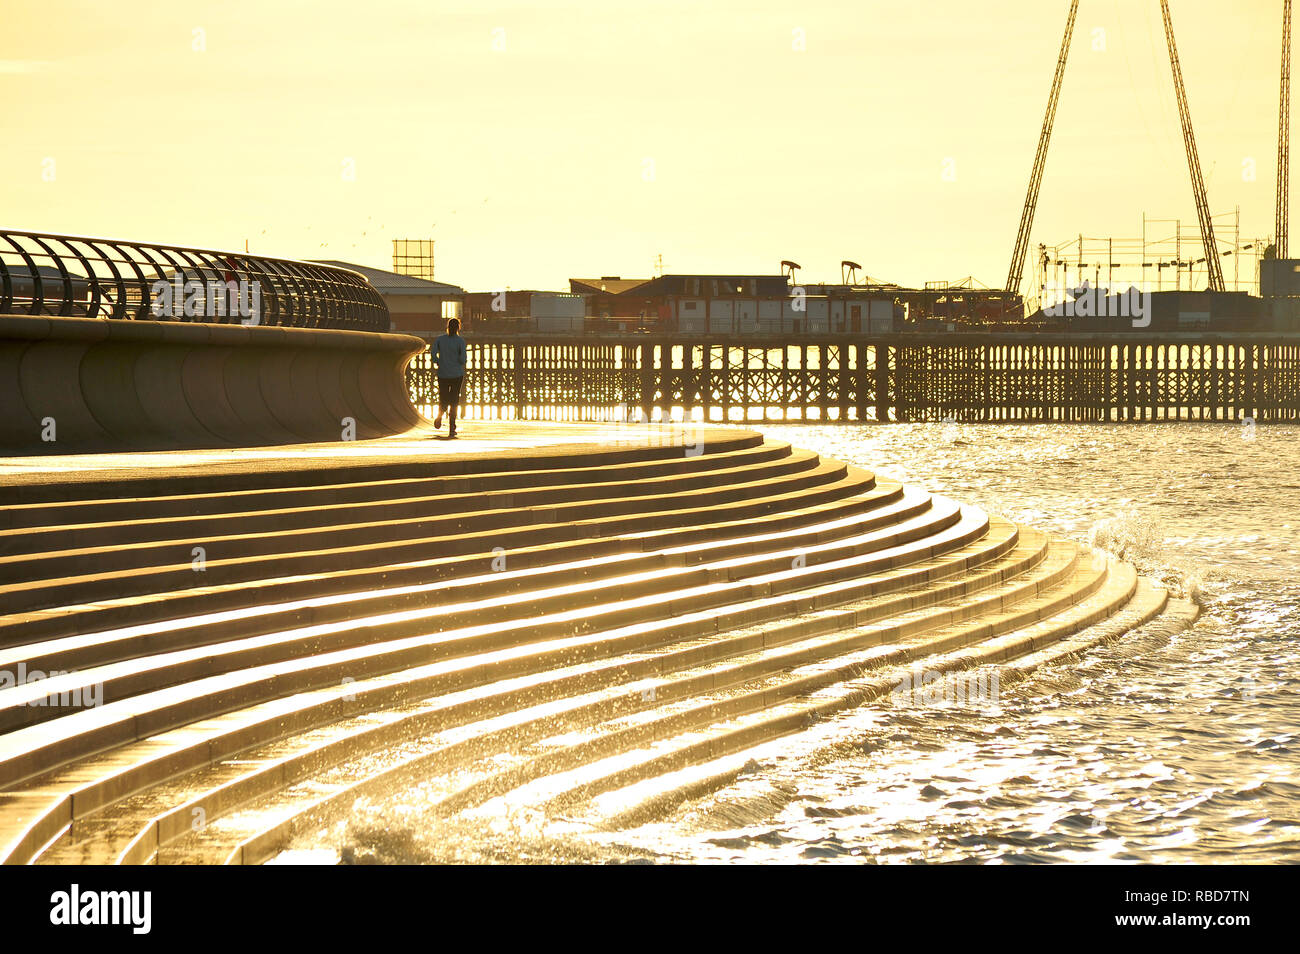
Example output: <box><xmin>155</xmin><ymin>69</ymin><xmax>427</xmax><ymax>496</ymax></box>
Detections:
<box><xmin>0</xmin><ymin>423</ymin><xmax>1197</xmax><ymax>865</ymax></box>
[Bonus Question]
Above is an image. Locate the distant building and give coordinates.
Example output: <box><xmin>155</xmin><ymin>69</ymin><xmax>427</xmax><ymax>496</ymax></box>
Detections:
<box><xmin>1028</xmin><ymin>287</ymin><xmax>1265</xmax><ymax>331</ymax></box>
<box><xmin>1260</xmin><ymin>258</ymin><xmax>1300</xmax><ymax>330</ymax></box>
<box><xmin>799</xmin><ymin>283</ymin><xmax>904</xmax><ymax>333</ymax></box>
<box><xmin>851</xmin><ymin>282</ymin><xmax>1020</xmax><ymax>329</ymax></box>
<box><xmin>462</xmin><ymin>290</ymin><xmax>585</xmax><ymax>333</ymax></box>
<box><xmin>313</xmin><ymin>260</ymin><xmax>464</xmax><ymax>336</ymax></box>
<box><xmin>570</xmin><ymin>274</ymin><xmax>898</xmax><ymax>334</ymax></box>
<box><xmin>569</xmin><ymin>277</ymin><xmax>656</xmax><ymax>326</ymax></box>
<box><xmin>4</xmin><ymin>264</ymin><xmax>93</xmax><ymax>301</ymax></box>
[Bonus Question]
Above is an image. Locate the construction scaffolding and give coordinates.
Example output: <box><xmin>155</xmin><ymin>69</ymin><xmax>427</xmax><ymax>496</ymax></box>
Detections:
<box><xmin>1031</xmin><ymin>210</ymin><xmax>1268</xmax><ymax>313</ymax></box>
<box><xmin>391</xmin><ymin>239</ymin><xmax>435</xmax><ymax>281</ymax></box>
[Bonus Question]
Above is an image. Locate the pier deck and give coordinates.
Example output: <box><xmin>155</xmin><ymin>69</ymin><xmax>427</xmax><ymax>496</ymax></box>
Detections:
<box><xmin>410</xmin><ymin>333</ymin><xmax>1300</xmax><ymax>423</ymax></box>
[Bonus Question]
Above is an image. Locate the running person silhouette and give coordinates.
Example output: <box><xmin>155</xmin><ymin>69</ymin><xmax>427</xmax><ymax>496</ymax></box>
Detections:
<box><xmin>432</xmin><ymin>317</ymin><xmax>467</xmax><ymax>439</ymax></box>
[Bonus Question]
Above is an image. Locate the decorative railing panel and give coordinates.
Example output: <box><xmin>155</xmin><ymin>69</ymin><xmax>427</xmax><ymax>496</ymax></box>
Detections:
<box><xmin>0</xmin><ymin>229</ymin><xmax>389</xmax><ymax>332</ymax></box>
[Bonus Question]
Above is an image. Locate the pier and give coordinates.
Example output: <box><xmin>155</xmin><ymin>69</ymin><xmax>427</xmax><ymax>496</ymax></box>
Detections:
<box><xmin>408</xmin><ymin>333</ymin><xmax>1300</xmax><ymax>424</ymax></box>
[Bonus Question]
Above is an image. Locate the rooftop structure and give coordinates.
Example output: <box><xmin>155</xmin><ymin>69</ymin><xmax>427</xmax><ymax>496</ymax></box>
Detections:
<box><xmin>314</xmin><ymin>260</ymin><xmax>464</xmax><ymax>336</ymax></box>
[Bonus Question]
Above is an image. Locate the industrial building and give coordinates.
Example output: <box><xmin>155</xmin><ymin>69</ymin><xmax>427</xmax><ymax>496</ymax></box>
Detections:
<box><xmin>1260</xmin><ymin>256</ymin><xmax>1300</xmax><ymax>327</ymax></box>
<box><xmin>313</xmin><ymin>261</ymin><xmax>463</xmax><ymax>336</ymax></box>
<box><xmin>461</xmin><ymin>290</ymin><xmax>586</xmax><ymax>333</ymax></box>
<box><xmin>570</xmin><ymin>273</ymin><xmax>900</xmax><ymax>334</ymax></box>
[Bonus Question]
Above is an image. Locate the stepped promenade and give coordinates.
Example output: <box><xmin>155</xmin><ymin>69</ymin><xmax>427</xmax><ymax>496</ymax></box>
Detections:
<box><xmin>0</xmin><ymin>419</ymin><xmax>1195</xmax><ymax>864</ymax></box>
<box><xmin>0</xmin><ymin>234</ymin><xmax>1197</xmax><ymax>863</ymax></box>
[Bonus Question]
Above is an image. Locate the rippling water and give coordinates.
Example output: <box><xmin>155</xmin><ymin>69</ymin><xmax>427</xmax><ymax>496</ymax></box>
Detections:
<box><xmin>341</xmin><ymin>423</ymin><xmax>1300</xmax><ymax>864</ymax></box>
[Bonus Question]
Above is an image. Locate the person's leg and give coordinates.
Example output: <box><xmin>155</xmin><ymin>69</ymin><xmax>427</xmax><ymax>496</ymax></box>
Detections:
<box><xmin>436</xmin><ymin>376</ymin><xmax>453</xmax><ymax>429</ymax></box>
<box><xmin>447</xmin><ymin>376</ymin><xmax>463</xmax><ymax>436</ymax></box>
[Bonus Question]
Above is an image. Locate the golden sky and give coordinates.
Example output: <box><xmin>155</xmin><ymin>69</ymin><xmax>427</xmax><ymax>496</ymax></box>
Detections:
<box><xmin>1</xmin><ymin>0</ymin><xmax>1286</xmax><ymax>291</ymax></box>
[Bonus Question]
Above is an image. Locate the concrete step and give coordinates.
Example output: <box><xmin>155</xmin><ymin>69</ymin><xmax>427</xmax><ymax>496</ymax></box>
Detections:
<box><xmin>584</xmin><ymin>560</ymin><xmax>1173</xmax><ymax>831</ymax></box>
<box><xmin>40</xmin><ymin>520</ymin><xmax>1039</xmax><ymax>864</ymax></box>
<box><xmin>0</xmin><ymin>438</ymin><xmax>789</xmax><ymax>531</ymax></box>
<box><xmin>0</xmin><ymin>461</ymin><xmax>877</xmax><ymax>618</ymax></box>
<box><xmin>4</xmin><ymin>503</ymin><xmax>1006</xmax><ymax>863</ymax></box>
<box><xmin>0</xmin><ymin>456</ymin><xmax>851</xmax><ymax>585</ymax></box>
<box><xmin>407</xmin><ymin>541</ymin><xmax>1091</xmax><ymax>820</ymax></box>
<box><xmin>0</xmin><ymin>478</ymin><xmax>905</xmax><ymax>648</ymax></box>
<box><xmin>456</xmin><ymin>553</ymin><xmax>1125</xmax><ymax>826</ymax></box>
<box><xmin>162</xmin><ymin>544</ymin><xmax>1156</xmax><ymax>864</ymax></box>
<box><xmin>0</xmin><ymin>445</ymin><xmax>816</xmax><ymax>556</ymax></box>
<box><xmin>0</xmin><ymin>488</ymin><xmax>949</xmax><ymax>730</ymax></box>
<box><xmin>0</xmin><ymin>494</ymin><xmax>974</xmax><ymax>760</ymax></box>
<box><xmin>0</xmin><ymin>427</ymin><xmax>764</xmax><ymax>505</ymax></box>
<box><xmin>1</xmin><ymin>482</ymin><xmax>922</xmax><ymax>677</ymax></box>
<box><xmin>0</xmin><ymin>428</ymin><xmax>1191</xmax><ymax>866</ymax></box>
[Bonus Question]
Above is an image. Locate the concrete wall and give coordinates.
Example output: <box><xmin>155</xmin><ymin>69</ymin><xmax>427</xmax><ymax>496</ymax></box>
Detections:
<box><xmin>531</xmin><ymin>293</ymin><xmax>586</xmax><ymax>334</ymax></box>
<box><xmin>0</xmin><ymin>314</ymin><xmax>430</xmax><ymax>454</ymax></box>
<box><xmin>1260</xmin><ymin>258</ymin><xmax>1300</xmax><ymax>297</ymax></box>
<box><xmin>529</xmin><ymin>293</ymin><xmax>585</xmax><ymax>319</ymax></box>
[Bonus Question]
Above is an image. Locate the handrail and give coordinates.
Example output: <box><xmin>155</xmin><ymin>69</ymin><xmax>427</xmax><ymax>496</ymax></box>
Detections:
<box><xmin>0</xmin><ymin>229</ymin><xmax>390</xmax><ymax>332</ymax></box>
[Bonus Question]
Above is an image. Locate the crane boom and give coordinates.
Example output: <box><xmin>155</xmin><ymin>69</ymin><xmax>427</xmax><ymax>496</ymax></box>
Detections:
<box><xmin>1006</xmin><ymin>0</ymin><xmax>1079</xmax><ymax>295</ymax></box>
<box><xmin>1278</xmin><ymin>0</ymin><xmax>1292</xmax><ymax>258</ymax></box>
<box><xmin>1160</xmin><ymin>0</ymin><xmax>1225</xmax><ymax>292</ymax></box>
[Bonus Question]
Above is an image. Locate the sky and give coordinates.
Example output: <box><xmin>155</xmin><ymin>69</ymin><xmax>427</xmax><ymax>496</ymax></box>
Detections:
<box><xmin>0</xmin><ymin>0</ymin><xmax>1287</xmax><ymax>292</ymax></box>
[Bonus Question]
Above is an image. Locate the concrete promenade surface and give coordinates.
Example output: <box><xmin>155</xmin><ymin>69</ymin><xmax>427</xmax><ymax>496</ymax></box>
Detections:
<box><xmin>0</xmin><ymin>420</ymin><xmax>717</xmax><ymax>489</ymax></box>
<box><xmin>0</xmin><ymin>419</ymin><xmax>1196</xmax><ymax>865</ymax></box>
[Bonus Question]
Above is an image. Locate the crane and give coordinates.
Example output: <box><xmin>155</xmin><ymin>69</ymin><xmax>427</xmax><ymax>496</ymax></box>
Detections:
<box><xmin>1160</xmin><ymin>0</ymin><xmax>1225</xmax><ymax>292</ymax></box>
<box><xmin>1008</xmin><ymin>2</ymin><xmax>1234</xmax><ymax>297</ymax></box>
<box><xmin>1278</xmin><ymin>0</ymin><xmax>1292</xmax><ymax>258</ymax></box>
<box><xmin>1006</xmin><ymin>0</ymin><xmax>1078</xmax><ymax>296</ymax></box>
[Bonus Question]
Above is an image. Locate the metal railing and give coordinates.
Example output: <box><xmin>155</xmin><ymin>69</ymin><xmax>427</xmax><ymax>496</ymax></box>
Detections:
<box><xmin>0</xmin><ymin>229</ymin><xmax>390</xmax><ymax>332</ymax></box>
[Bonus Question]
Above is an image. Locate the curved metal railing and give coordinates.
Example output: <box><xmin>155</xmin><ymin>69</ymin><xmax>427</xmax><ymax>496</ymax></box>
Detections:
<box><xmin>0</xmin><ymin>229</ymin><xmax>390</xmax><ymax>332</ymax></box>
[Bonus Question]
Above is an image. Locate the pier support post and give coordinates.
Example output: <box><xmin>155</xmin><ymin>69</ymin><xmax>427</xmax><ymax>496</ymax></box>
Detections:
<box><xmin>875</xmin><ymin>344</ymin><xmax>891</xmax><ymax>422</ymax></box>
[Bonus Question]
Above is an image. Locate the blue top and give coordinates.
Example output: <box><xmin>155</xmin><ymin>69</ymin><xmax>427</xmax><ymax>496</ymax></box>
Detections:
<box><xmin>433</xmin><ymin>333</ymin><xmax>467</xmax><ymax>378</ymax></box>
